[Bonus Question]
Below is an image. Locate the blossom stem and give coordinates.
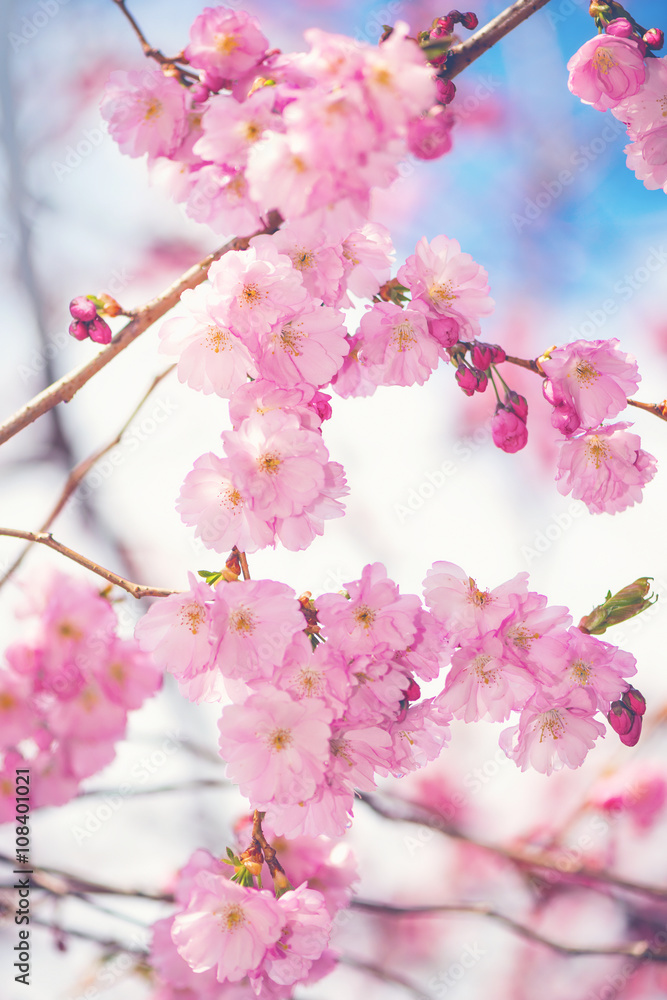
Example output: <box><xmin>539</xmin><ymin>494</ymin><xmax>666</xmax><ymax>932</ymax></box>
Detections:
<box><xmin>0</xmin><ymin>527</ymin><xmax>176</xmax><ymax>599</ymax></box>
<box><xmin>489</xmin><ymin>367</ymin><xmax>503</xmax><ymax>405</ymax></box>
<box><xmin>444</xmin><ymin>0</ymin><xmax>555</xmax><ymax>80</ymax></box>
<box><xmin>491</xmin><ymin>363</ymin><xmax>511</xmax><ymax>394</ymax></box>
<box><xmin>0</xmin><ymin>211</ymin><xmax>283</xmax><ymax>450</ymax></box>
<box><xmin>110</xmin><ymin>0</ymin><xmax>197</xmax><ymax>77</ymax></box>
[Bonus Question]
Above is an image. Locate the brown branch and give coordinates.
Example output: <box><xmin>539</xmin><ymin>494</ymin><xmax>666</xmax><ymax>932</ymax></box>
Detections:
<box><xmin>111</xmin><ymin>0</ymin><xmax>195</xmax><ymax>76</ymax></box>
<box><xmin>0</xmin><ymin>365</ymin><xmax>175</xmax><ymax>592</ymax></box>
<box><xmin>358</xmin><ymin>791</ymin><xmax>667</xmax><ymax>903</ymax></box>
<box><xmin>0</xmin><ymin>528</ymin><xmax>176</xmax><ymax>599</ymax></box>
<box><xmin>0</xmin><ymin>212</ymin><xmax>282</xmax><ymax>449</ymax></box>
<box><xmin>626</xmin><ymin>397</ymin><xmax>667</xmax><ymax>422</ymax></box>
<box><xmin>0</xmin><ymin>852</ymin><xmax>173</xmax><ymax>903</ymax></box>
<box><xmin>352</xmin><ymin>899</ymin><xmax>664</xmax><ymax>962</ymax></box>
<box><xmin>504</xmin><ymin>353</ymin><xmax>544</xmax><ymax>374</ymax></box>
<box><xmin>444</xmin><ymin>0</ymin><xmax>555</xmax><ymax>79</ymax></box>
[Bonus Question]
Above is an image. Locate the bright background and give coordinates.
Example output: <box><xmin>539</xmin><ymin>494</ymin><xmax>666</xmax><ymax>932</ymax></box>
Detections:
<box><xmin>1</xmin><ymin>1</ymin><xmax>667</xmax><ymax>998</ymax></box>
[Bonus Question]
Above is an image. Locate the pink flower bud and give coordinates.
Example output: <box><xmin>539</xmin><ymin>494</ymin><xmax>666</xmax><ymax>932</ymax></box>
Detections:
<box><xmin>88</xmin><ymin>316</ymin><xmax>112</xmax><ymax>345</ymax></box>
<box><xmin>506</xmin><ymin>390</ymin><xmax>528</xmax><ymax>422</ymax></box>
<box><xmin>455</xmin><ymin>363</ymin><xmax>478</xmax><ymax>396</ymax></box>
<box><xmin>490</xmin><ymin>344</ymin><xmax>506</xmax><ymax>364</ymax></box>
<box><xmin>605</xmin><ymin>17</ymin><xmax>634</xmax><ymax>38</ymax></box>
<box><xmin>190</xmin><ymin>82</ymin><xmax>211</xmax><ymax>103</ymax></box>
<box><xmin>311</xmin><ymin>391</ymin><xmax>333</xmax><ymax>422</ymax></box>
<box><xmin>491</xmin><ymin>406</ymin><xmax>528</xmax><ymax>453</ymax></box>
<box><xmin>68</xmin><ymin>319</ymin><xmax>90</xmax><ymax>341</ymax></box>
<box><xmin>608</xmin><ymin>700</ymin><xmax>635</xmax><ymax>735</ymax></box>
<box><xmin>461</xmin><ymin>12</ymin><xmax>479</xmax><ymax>30</ymax></box>
<box><xmin>432</xmin><ymin>15</ymin><xmax>455</xmax><ymax>36</ymax></box>
<box><xmin>471</xmin><ymin>342</ymin><xmax>494</xmax><ymax>370</ymax></box>
<box><xmin>619</xmin><ymin>712</ymin><xmax>643</xmax><ymax>747</ymax></box>
<box><xmin>474</xmin><ymin>368</ymin><xmax>488</xmax><ymax>392</ymax></box>
<box><xmin>622</xmin><ymin>686</ymin><xmax>646</xmax><ymax>716</ymax></box>
<box><xmin>643</xmin><ymin>28</ymin><xmax>664</xmax><ymax>50</ymax></box>
<box><xmin>429</xmin><ymin>315</ymin><xmax>460</xmax><ymax>348</ymax></box>
<box><xmin>405</xmin><ymin>678</ymin><xmax>421</xmax><ymax>701</ymax></box>
<box><xmin>69</xmin><ymin>296</ymin><xmax>98</xmax><ymax>322</ymax></box>
<box><xmin>436</xmin><ymin>78</ymin><xmax>456</xmax><ymax>106</ymax></box>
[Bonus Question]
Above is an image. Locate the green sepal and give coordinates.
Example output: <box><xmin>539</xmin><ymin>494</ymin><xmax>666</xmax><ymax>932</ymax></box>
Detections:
<box><xmin>579</xmin><ymin>577</ymin><xmax>657</xmax><ymax>635</ymax></box>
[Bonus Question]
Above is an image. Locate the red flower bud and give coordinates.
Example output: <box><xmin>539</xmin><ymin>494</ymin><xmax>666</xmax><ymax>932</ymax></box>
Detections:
<box><xmin>436</xmin><ymin>77</ymin><xmax>457</xmax><ymax>106</ymax></box>
<box><xmin>621</xmin><ymin>686</ymin><xmax>646</xmax><ymax>716</ymax></box>
<box><xmin>471</xmin><ymin>342</ymin><xmax>494</xmax><ymax>370</ymax></box>
<box><xmin>88</xmin><ymin>316</ymin><xmax>112</xmax><ymax>345</ymax></box>
<box><xmin>506</xmin><ymin>390</ymin><xmax>528</xmax><ymax>422</ymax></box>
<box><xmin>491</xmin><ymin>406</ymin><xmax>528</xmax><ymax>453</ymax></box>
<box><xmin>405</xmin><ymin>678</ymin><xmax>421</xmax><ymax>701</ymax></box>
<box><xmin>643</xmin><ymin>28</ymin><xmax>664</xmax><ymax>50</ymax></box>
<box><xmin>69</xmin><ymin>296</ymin><xmax>98</xmax><ymax>322</ymax></box>
<box><xmin>68</xmin><ymin>319</ymin><xmax>90</xmax><ymax>341</ymax></box>
<box><xmin>619</xmin><ymin>712</ymin><xmax>643</xmax><ymax>747</ymax></box>
<box><xmin>605</xmin><ymin>17</ymin><xmax>634</xmax><ymax>37</ymax></box>
<box><xmin>461</xmin><ymin>12</ymin><xmax>479</xmax><ymax>30</ymax></box>
<box><xmin>608</xmin><ymin>700</ymin><xmax>635</xmax><ymax>736</ymax></box>
<box><xmin>455</xmin><ymin>364</ymin><xmax>479</xmax><ymax>396</ymax></box>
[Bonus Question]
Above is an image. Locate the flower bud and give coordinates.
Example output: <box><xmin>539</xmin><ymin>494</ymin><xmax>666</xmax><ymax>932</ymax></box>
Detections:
<box><xmin>621</xmin><ymin>685</ymin><xmax>646</xmax><ymax>716</ymax></box>
<box><xmin>69</xmin><ymin>296</ymin><xmax>98</xmax><ymax>322</ymax></box>
<box><xmin>489</xmin><ymin>344</ymin><xmax>506</xmax><ymax>364</ymax></box>
<box><xmin>407</xmin><ymin>106</ymin><xmax>454</xmax><ymax>160</ymax></box>
<box><xmin>190</xmin><ymin>82</ymin><xmax>211</xmax><ymax>103</ymax></box>
<box><xmin>607</xmin><ymin>699</ymin><xmax>635</xmax><ymax>736</ymax></box>
<box><xmin>405</xmin><ymin>678</ymin><xmax>421</xmax><ymax>701</ymax></box>
<box><xmin>68</xmin><ymin>319</ymin><xmax>90</xmax><ymax>341</ymax></box>
<box><xmin>88</xmin><ymin>316</ymin><xmax>112</xmax><ymax>345</ymax></box>
<box><xmin>461</xmin><ymin>12</ymin><xmax>479</xmax><ymax>30</ymax></box>
<box><xmin>455</xmin><ymin>364</ymin><xmax>478</xmax><ymax>396</ymax></box>
<box><xmin>471</xmin><ymin>342</ymin><xmax>494</xmax><ymax>370</ymax></box>
<box><xmin>605</xmin><ymin>17</ymin><xmax>634</xmax><ymax>37</ymax></box>
<box><xmin>429</xmin><ymin>315</ymin><xmax>460</xmax><ymax>348</ymax></box>
<box><xmin>432</xmin><ymin>15</ymin><xmax>455</xmax><ymax>36</ymax></box>
<box><xmin>474</xmin><ymin>367</ymin><xmax>488</xmax><ymax>392</ymax></box>
<box><xmin>96</xmin><ymin>293</ymin><xmax>122</xmax><ymax>317</ymax></box>
<box><xmin>506</xmin><ymin>390</ymin><xmax>528</xmax><ymax>422</ymax></box>
<box><xmin>311</xmin><ymin>391</ymin><xmax>333</xmax><ymax>423</ymax></box>
<box><xmin>491</xmin><ymin>406</ymin><xmax>528</xmax><ymax>453</ymax></box>
<box><xmin>619</xmin><ymin>712</ymin><xmax>643</xmax><ymax>747</ymax></box>
<box><xmin>643</xmin><ymin>28</ymin><xmax>664</xmax><ymax>50</ymax></box>
<box><xmin>436</xmin><ymin>78</ymin><xmax>456</xmax><ymax>106</ymax></box>
<box><xmin>578</xmin><ymin>577</ymin><xmax>656</xmax><ymax>635</ymax></box>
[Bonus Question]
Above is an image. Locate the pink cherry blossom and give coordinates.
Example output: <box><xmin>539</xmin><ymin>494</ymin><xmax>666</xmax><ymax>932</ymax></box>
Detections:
<box><xmin>624</xmin><ymin>125</ymin><xmax>667</xmax><ymax>192</ymax></box>
<box><xmin>273</xmin><ymin>460</ymin><xmax>348</xmax><ymax>551</ymax></box>
<box><xmin>185</xmin><ymin>163</ymin><xmax>264</xmax><ymax>235</ymax></box>
<box><xmin>254</xmin><ymin>223</ymin><xmax>345</xmax><ymax>306</ymax></box>
<box><xmin>221</xmin><ymin>410</ymin><xmax>329</xmax><ymax>519</ymax></box>
<box><xmin>194</xmin><ymin>88</ymin><xmax>275</xmax><ymax>168</ymax></box>
<box><xmin>407</xmin><ymin>105</ymin><xmax>455</xmax><ymax>159</ymax></box>
<box><xmin>612</xmin><ymin>56</ymin><xmax>667</xmax><ymax>134</ymax></box>
<box><xmin>387</xmin><ymin>698</ymin><xmax>451</xmax><ymax>775</ymax></box>
<box><xmin>172</xmin><ymin>872</ymin><xmax>283</xmax><ymax>983</ymax></box>
<box><xmin>317</xmin><ymin>563</ymin><xmax>421</xmax><ymax>656</ymax></box>
<box><xmin>256</xmin><ymin>303</ymin><xmax>349</xmax><ymax>388</ymax></box>
<box><xmin>158</xmin><ymin>284</ymin><xmax>258</xmax><ymax>397</ymax></box>
<box><xmin>261</xmin><ymin>884</ymin><xmax>332</xmax><ymax>986</ymax></box>
<box><xmin>567</xmin><ymin>34</ymin><xmax>646</xmax><ymax>112</ymax></box>
<box><xmin>436</xmin><ymin>634</ymin><xmax>535</xmax><ymax>723</ymax></box>
<box><xmin>500</xmin><ymin>687</ymin><xmax>606</xmax><ymax>775</ymax></box>
<box><xmin>228</xmin><ymin>379</ymin><xmax>324</xmax><ymax>432</ymax></box>
<box><xmin>498</xmin><ymin>591</ymin><xmax>572</xmax><ymax>678</ymax></box>
<box><xmin>397</xmin><ymin>234</ymin><xmax>494</xmax><ymax>329</ymax></box>
<box><xmin>207</xmin><ymin>245</ymin><xmax>309</xmax><ymax>343</ymax></box>
<box><xmin>185</xmin><ymin>8</ymin><xmax>269</xmax><ymax>90</ymax></box>
<box><xmin>177</xmin><ymin>451</ymin><xmax>276</xmax><ymax>554</ymax></box>
<box><xmin>134</xmin><ymin>572</ymin><xmax>215</xmax><ymax>680</ymax></box>
<box><xmin>423</xmin><ymin>560</ymin><xmax>529</xmax><ymax>642</ymax></box>
<box><xmin>211</xmin><ymin>578</ymin><xmax>305</xmax><ymax>683</ymax></box>
<box><xmin>552</xmin><ymin>627</ymin><xmax>637</xmax><ymax>712</ymax></box>
<box><xmin>218</xmin><ymin>689</ymin><xmax>332</xmax><ymax>808</ymax></box>
<box><xmin>491</xmin><ymin>406</ymin><xmax>528</xmax><ymax>453</ymax></box>
<box><xmin>588</xmin><ymin>761</ymin><xmax>667</xmax><ymax>832</ymax></box>
<box><xmin>101</xmin><ymin>69</ymin><xmax>188</xmax><ymax>160</ymax></box>
<box><xmin>555</xmin><ymin>422</ymin><xmax>657</xmax><ymax>514</ymax></box>
<box><xmin>357</xmin><ymin>302</ymin><xmax>440</xmax><ymax>387</ymax></box>
<box><xmin>540</xmin><ymin>338</ymin><xmax>639</xmax><ymax>428</ymax></box>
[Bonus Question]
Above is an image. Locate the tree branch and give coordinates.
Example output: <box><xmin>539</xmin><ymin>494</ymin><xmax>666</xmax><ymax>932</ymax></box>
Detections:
<box><xmin>0</xmin><ymin>527</ymin><xmax>176</xmax><ymax>599</ymax></box>
<box><xmin>444</xmin><ymin>0</ymin><xmax>555</xmax><ymax>79</ymax></box>
<box><xmin>0</xmin><ymin>212</ymin><xmax>282</xmax><ymax>449</ymax></box>
<box><xmin>352</xmin><ymin>899</ymin><xmax>665</xmax><ymax>962</ymax></box>
<box><xmin>359</xmin><ymin>791</ymin><xmax>667</xmax><ymax>903</ymax></box>
<box><xmin>0</xmin><ymin>365</ymin><xmax>175</xmax><ymax>592</ymax></box>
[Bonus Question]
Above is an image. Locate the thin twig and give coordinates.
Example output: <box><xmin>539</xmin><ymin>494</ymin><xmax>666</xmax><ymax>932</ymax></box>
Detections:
<box><xmin>0</xmin><ymin>852</ymin><xmax>173</xmax><ymax>903</ymax></box>
<box><xmin>0</xmin><ymin>528</ymin><xmax>176</xmax><ymax>599</ymax></box>
<box><xmin>0</xmin><ymin>365</ymin><xmax>175</xmax><ymax>592</ymax></box>
<box><xmin>352</xmin><ymin>899</ymin><xmax>664</xmax><ymax>962</ymax></box>
<box><xmin>111</xmin><ymin>0</ymin><xmax>197</xmax><ymax>77</ymax></box>
<box><xmin>0</xmin><ymin>212</ymin><xmax>282</xmax><ymax>449</ymax></box>
<box><xmin>339</xmin><ymin>953</ymin><xmax>433</xmax><ymax>1000</ymax></box>
<box><xmin>444</xmin><ymin>0</ymin><xmax>555</xmax><ymax>79</ymax></box>
<box><xmin>359</xmin><ymin>791</ymin><xmax>667</xmax><ymax>902</ymax></box>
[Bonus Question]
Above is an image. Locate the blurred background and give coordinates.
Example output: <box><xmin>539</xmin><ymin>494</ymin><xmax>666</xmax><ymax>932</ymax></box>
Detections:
<box><xmin>1</xmin><ymin>0</ymin><xmax>667</xmax><ymax>997</ymax></box>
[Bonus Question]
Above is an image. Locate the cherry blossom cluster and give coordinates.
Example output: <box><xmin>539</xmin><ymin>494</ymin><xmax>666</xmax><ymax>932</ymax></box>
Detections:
<box><xmin>159</xmin><ymin>227</ymin><xmax>498</xmax><ymax>554</ymax></box>
<box><xmin>424</xmin><ymin>561</ymin><xmax>639</xmax><ymax>775</ymax></box>
<box><xmin>135</xmin><ymin>557</ymin><xmax>641</xmax><ymax>847</ymax></box>
<box><xmin>567</xmin><ymin>15</ymin><xmax>667</xmax><ymax>193</ymax></box>
<box><xmin>149</xmin><ymin>833</ymin><xmax>356</xmax><ymax>997</ymax></box>
<box><xmin>99</xmin><ymin>7</ymin><xmax>459</xmax><ymax>233</ymax></box>
<box><xmin>540</xmin><ymin>337</ymin><xmax>657</xmax><ymax>513</ymax></box>
<box><xmin>0</xmin><ymin>573</ymin><xmax>162</xmax><ymax>820</ymax></box>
